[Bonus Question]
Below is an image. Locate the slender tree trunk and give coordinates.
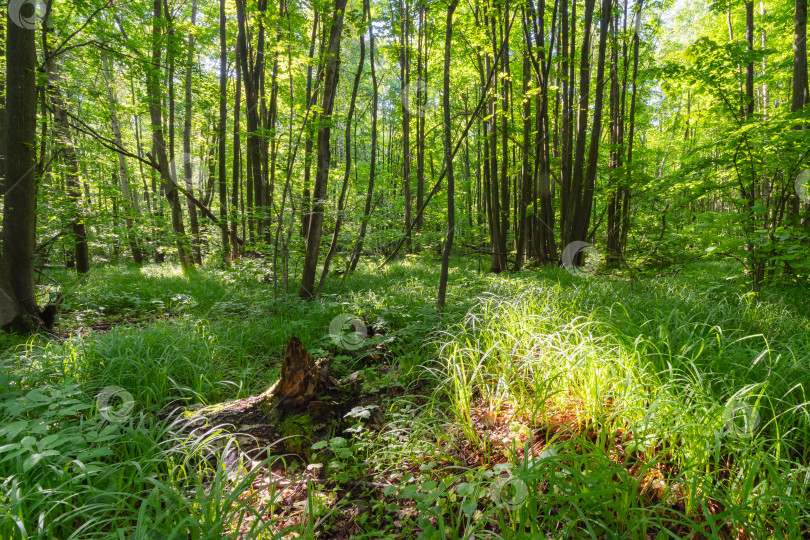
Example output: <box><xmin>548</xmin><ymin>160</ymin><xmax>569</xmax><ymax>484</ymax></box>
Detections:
<box><xmin>347</xmin><ymin>0</ymin><xmax>378</xmax><ymax>274</ymax></box>
<box><xmin>622</xmin><ymin>0</ymin><xmax>643</xmax><ymax>251</ymax></box>
<box><xmin>299</xmin><ymin>0</ymin><xmax>348</xmax><ymax>299</ymax></box>
<box><xmin>265</xmin><ymin>5</ymin><xmax>282</xmax><ymax>245</ymax></box>
<box><xmin>578</xmin><ymin>0</ymin><xmax>613</xmax><ymax>242</ymax></box>
<box><xmin>103</xmin><ymin>56</ymin><xmax>143</xmax><ymax>264</ymax></box>
<box><xmin>317</xmin><ymin>10</ymin><xmax>366</xmax><ymax>295</ymax></box>
<box><xmin>745</xmin><ymin>0</ymin><xmax>755</xmax><ymax>120</ymax></box>
<box><xmin>302</xmin><ymin>12</ymin><xmax>320</xmax><ymax>237</ymax></box>
<box><xmin>147</xmin><ymin>0</ymin><xmax>194</xmax><ymax>272</ymax></box>
<box><xmin>793</xmin><ymin>0</ymin><xmax>809</xmax><ymax>114</ymax></box>
<box><xmin>499</xmin><ymin>6</ymin><xmax>510</xmax><ymax>262</ymax></box>
<box><xmin>183</xmin><ymin>0</ymin><xmax>202</xmax><ymax>264</ymax></box>
<box><xmin>515</xmin><ymin>39</ymin><xmax>532</xmax><ymax>270</ymax></box>
<box><xmin>236</xmin><ymin>0</ymin><xmax>267</xmax><ymax>244</ymax></box>
<box><xmin>563</xmin><ymin>0</ymin><xmax>589</xmax><ymax>246</ymax></box>
<box><xmin>217</xmin><ymin>0</ymin><xmax>229</xmax><ymax>260</ymax></box>
<box><xmin>438</xmin><ymin>0</ymin><xmax>460</xmax><ymax>313</ymax></box>
<box><xmin>399</xmin><ymin>0</ymin><xmax>413</xmax><ymax>252</ymax></box>
<box><xmin>231</xmin><ymin>47</ymin><xmax>243</xmax><ymax>259</ymax></box>
<box><xmin>43</xmin><ymin>6</ymin><xmax>89</xmax><ymax>274</ymax></box>
<box><xmin>415</xmin><ymin>1</ymin><xmax>426</xmax><ymax>233</ymax></box>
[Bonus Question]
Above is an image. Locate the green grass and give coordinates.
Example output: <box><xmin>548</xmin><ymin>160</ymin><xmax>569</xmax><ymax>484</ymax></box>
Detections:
<box><xmin>1</xmin><ymin>257</ymin><xmax>809</xmax><ymax>538</ymax></box>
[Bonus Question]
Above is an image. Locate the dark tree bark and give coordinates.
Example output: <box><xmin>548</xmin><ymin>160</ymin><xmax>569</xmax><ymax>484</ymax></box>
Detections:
<box><xmin>745</xmin><ymin>0</ymin><xmax>755</xmax><ymax>120</ymax></box>
<box><xmin>437</xmin><ymin>0</ymin><xmax>460</xmax><ymax>312</ymax></box>
<box><xmin>299</xmin><ymin>0</ymin><xmax>348</xmax><ymax>299</ymax></box>
<box><xmin>499</xmin><ymin>5</ymin><xmax>510</xmax><ymax>263</ymax></box>
<box><xmin>793</xmin><ymin>0</ymin><xmax>809</xmax><ymax>114</ymax></box>
<box><xmin>236</xmin><ymin>0</ymin><xmax>268</xmax><ymax>243</ymax></box>
<box><xmin>577</xmin><ymin>0</ymin><xmax>613</xmax><ymax>243</ymax></box>
<box><xmin>563</xmin><ymin>0</ymin><xmax>594</xmax><ymax>246</ymax></box>
<box><xmin>0</xmin><ymin>3</ymin><xmax>6</xmax><ymax>188</ymax></box>
<box><xmin>3</xmin><ymin>3</ymin><xmax>39</xmax><ymax>322</ymax></box>
<box><xmin>2</xmin><ymin>3</ymin><xmax>39</xmax><ymax>328</ymax></box>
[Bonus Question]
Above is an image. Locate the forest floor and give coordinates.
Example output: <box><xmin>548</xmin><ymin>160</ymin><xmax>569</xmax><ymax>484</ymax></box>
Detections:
<box><xmin>2</xmin><ymin>254</ymin><xmax>809</xmax><ymax>539</ymax></box>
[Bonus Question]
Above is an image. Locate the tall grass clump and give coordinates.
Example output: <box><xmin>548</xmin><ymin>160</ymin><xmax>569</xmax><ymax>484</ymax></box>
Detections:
<box><xmin>428</xmin><ymin>269</ymin><xmax>810</xmax><ymax>537</ymax></box>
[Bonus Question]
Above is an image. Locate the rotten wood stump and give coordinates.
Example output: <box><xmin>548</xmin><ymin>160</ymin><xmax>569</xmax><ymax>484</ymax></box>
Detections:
<box><xmin>183</xmin><ymin>334</ymin><xmax>360</xmax><ymax>456</ymax></box>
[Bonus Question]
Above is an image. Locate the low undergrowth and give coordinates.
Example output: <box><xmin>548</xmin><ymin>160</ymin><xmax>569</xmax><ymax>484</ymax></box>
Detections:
<box><xmin>1</xmin><ymin>257</ymin><xmax>808</xmax><ymax>538</ymax></box>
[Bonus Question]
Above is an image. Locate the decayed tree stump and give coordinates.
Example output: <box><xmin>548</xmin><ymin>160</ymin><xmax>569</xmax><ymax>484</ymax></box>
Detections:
<box><xmin>183</xmin><ymin>334</ymin><xmax>360</xmax><ymax>456</ymax></box>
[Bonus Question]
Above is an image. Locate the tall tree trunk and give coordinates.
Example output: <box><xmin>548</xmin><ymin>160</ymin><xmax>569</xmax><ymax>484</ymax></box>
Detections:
<box><xmin>103</xmin><ymin>55</ymin><xmax>143</xmax><ymax>264</ymax></box>
<box><xmin>147</xmin><ymin>0</ymin><xmax>194</xmax><ymax>272</ymax></box>
<box><xmin>415</xmin><ymin>1</ymin><xmax>426</xmax><ymax>233</ymax></box>
<box><xmin>318</xmin><ymin>10</ymin><xmax>366</xmax><ymax>296</ymax></box>
<box><xmin>265</xmin><ymin>5</ymin><xmax>282</xmax><ymax>245</ymax></box>
<box><xmin>577</xmin><ymin>0</ymin><xmax>613</xmax><ymax>242</ymax></box>
<box><xmin>399</xmin><ymin>0</ymin><xmax>413</xmax><ymax>252</ymax></box>
<box><xmin>299</xmin><ymin>0</ymin><xmax>348</xmax><ymax>299</ymax></box>
<box><xmin>622</xmin><ymin>0</ymin><xmax>643</xmax><ymax>252</ymax></box>
<box><xmin>793</xmin><ymin>0</ymin><xmax>809</xmax><ymax>114</ymax></box>
<box><xmin>438</xmin><ymin>0</ymin><xmax>460</xmax><ymax>312</ymax></box>
<box><xmin>486</xmin><ymin>10</ymin><xmax>505</xmax><ymax>272</ymax></box>
<box><xmin>0</xmin><ymin>4</ymin><xmax>6</xmax><ymax>188</ymax></box>
<box><xmin>515</xmin><ymin>36</ymin><xmax>532</xmax><ymax>270</ymax></box>
<box><xmin>563</xmin><ymin>0</ymin><xmax>592</xmax><ymax>246</ymax></box>
<box><xmin>499</xmin><ymin>6</ymin><xmax>510</xmax><ymax>263</ymax></box>
<box><xmin>42</xmin><ymin>7</ymin><xmax>89</xmax><ymax>274</ymax></box>
<box><xmin>347</xmin><ymin>0</ymin><xmax>378</xmax><ymax>274</ymax></box>
<box><xmin>185</xmin><ymin>0</ymin><xmax>202</xmax><ymax>264</ymax></box>
<box><xmin>302</xmin><ymin>12</ymin><xmax>320</xmax><ymax>237</ymax></box>
<box><xmin>236</xmin><ymin>0</ymin><xmax>267</xmax><ymax>244</ymax></box>
<box><xmin>745</xmin><ymin>0</ymin><xmax>755</xmax><ymax>120</ymax></box>
<box><xmin>217</xmin><ymin>0</ymin><xmax>229</xmax><ymax>260</ymax></box>
<box><xmin>2</xmin><ymin>2</ymin><xmax>39</xmax><ymax>325</ymax></box>
<box><xmin>231</xmin><ymin>46</ymin><xmax>243</xmax><ymax>259</ymax></box>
